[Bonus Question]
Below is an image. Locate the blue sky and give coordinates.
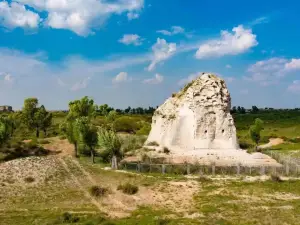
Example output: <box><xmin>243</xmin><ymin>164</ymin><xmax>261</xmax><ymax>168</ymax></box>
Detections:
<box><xmin>0</xmin><ymin>0</ymin><xmax>300</xmax><ymax>110</ymax></box>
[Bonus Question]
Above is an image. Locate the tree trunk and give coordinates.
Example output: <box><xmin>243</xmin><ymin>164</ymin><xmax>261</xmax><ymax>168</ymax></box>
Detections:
<box><xmin>36</xmin><ymin>127</ymin><xmax>40</xmax><ymax>138</ymax></box>
<box><xmin>74</xmin><ymin>142</ymin><xmax>78</xmax><ymax>158</ymax></box>
<box><xmin>91</xmin><ymin>149</ymin><xmax>95</xmax><ymax>164</ymax></box>
<box><xmin>111</xmin><ymin>155</ymin><xmax>118</xmax><ymax>170</ymax></box>
<box><xmin>44</xmin><ymin>129</ymin><xmax>47</xmax><ymax>137</ymax></box>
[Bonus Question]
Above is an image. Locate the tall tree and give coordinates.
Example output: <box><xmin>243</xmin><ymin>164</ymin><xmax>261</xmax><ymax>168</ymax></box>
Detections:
<box><xmin>62</xmin><ymin>96</ymin><xmax>96</xmax><ymax>157</ymax></box>
<box><xmin>60</xmin><ymin>121</ymin><xmax>80</xmax><ymax>157</ymax></box>
<box><xmin>98</xmin><ymin>128</ymin><xmax>122</xmax><ymax>169</ymax></box>
<box><xmin>76</xmin><ymin>117</ymin><xmax>98</xmax><ymax>163</ymax></box>
<box><xmin>22</xmin><ymin>98</ymin><xmax>50</xmax><ymax>138</ymax></box>
<box><xmin>249</xmin><ymin>118</ymin><xmax>264</xmax><ymax>151</ymax></box>
<box><xmin>0</xmin><ymin>116</ymin><xmax>11</xmax><ymax>146</ymax></box>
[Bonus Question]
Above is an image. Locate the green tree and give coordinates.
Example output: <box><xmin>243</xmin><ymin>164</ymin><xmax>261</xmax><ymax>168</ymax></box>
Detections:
<box><xmin>106</xmin><ymin>110</ymin><xmax>118</xmax><ymax>123</ymax></box>
<box><xmin>76</xmin><ymin>117</ymin><xmax>98</xmax><ymax>163</ymax></box>
<box><xmin>249</xmin><ymin>118</ymin><xmax>264</xmax><ymax>151</ymax></box>
<box><xmin>98</xmin><ymin>128</ymin><xmax>122</xmax><ymax>169</ymax></box>
<box><xmin>60</xmin><ymin>121</ymin><xmax>80</xmax><ymax>157</ymax></box>
<box><xmin>22</xmin><ymin>98</ymin><xmax>50</xmax><ymax>138</ymax></box>
<box><xmin>0</xmin><ymin>116</ymin><xmax>11</xmax><ymax>146</ymax></box>
<box><xmin>62</xmin><ymin>96</ymin><xmax>96</xmax><ymax>157</ymax></box>
<box><xmin>67</xmin><ymin>96</ymin><xmax>96</xmax><ymax>121</ymax></box>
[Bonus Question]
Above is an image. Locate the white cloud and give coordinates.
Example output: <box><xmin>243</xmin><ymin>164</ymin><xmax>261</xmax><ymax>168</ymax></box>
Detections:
<box><xmin>157</xmin><ymin>26</ymin><xmax>185</xmax><ymax>36</ymax></box>
<box><xmin>57</xmin><ymin>77</ymin><xmax>66</xmax><ymax>87</ymax></box>
<box><xmin>127</xmin><ymin>12</ymin><xmax>139</xmax><ymax>20</ymax></box>
<box><xmin>250</xmin><ymin>16</ymin><xmax>269</xmax><ymax>26</ymax></box>
<box><xmin>226</xmin><ymin>64</ymin><xmax>232</xmax><ymax>69</ymax></box>
<box><xmin>178</xmin><ymin>73</ymin><xmax>199</xmax><ymax>86</ymax></box>
<box><xmin>224</xmin><ymin>77</ymin><xmax>235</xmax><ymax>83</ymax></box>
<box><xmin>0</xmin><ymin>1</ymin><xmax>40</xmax><ymax>29</ymax></box>
<box><xmin>288</xmin><ymin>80</ymin><xmax>300</xmax><ymax>93</ymax></box>
<box><xmin>285</xmin><ymin>59</ymin><xmax>300</xmax><ymax>70</ymax></box>
<box><xmin>70</xmin><ymin>76</ymin><xmax>91</xmax><ymax>91</ymax></box>
<box><xmin>112</xmin><ymin>72</ymin><xmax>131</xmax><ymax>83</ymax></box>
<box><xmin>143</xmin><ymin>74</ymin><xmax>164</xmax><ymax>84</ymax></box>
<box><xmin>245</xmin><ymin>58</ymin><xmax>300</xmax><ymax>86</ymax></box>
<box><xmin>195</xmin><ymin>25</ymin><xmax>258</xmax><ymax>59</ymax></box>
<box><xmin>0</xmin><ymin>72</ymin><xmax>15</xmax><ymax>84</ymax></box>
<box><xmin>10</xmin><ymin>0</ymin><xmax>144</xmax><ymax>36</ymax></box>
<box><xmin>147</xmin><ymin>38</ymin><xmax>176</xmax><ymax>71</ymax></box>
<box><xmin>119</xmin><ymin>34</ymin><xmax>143</xmax><ymax>46</ymax></box>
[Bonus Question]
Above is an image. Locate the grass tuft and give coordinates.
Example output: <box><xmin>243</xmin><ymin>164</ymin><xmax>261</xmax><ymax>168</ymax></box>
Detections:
<box><xmin>117</xmin><ymin>183</ymin><xmax>139</xmax><ymax>195</ymax></box>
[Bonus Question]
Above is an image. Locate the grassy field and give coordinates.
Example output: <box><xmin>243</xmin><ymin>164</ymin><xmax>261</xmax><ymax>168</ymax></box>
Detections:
<box><xmin>1</xmin><ymin>155</ymin><xmax>300</xmax><ymax>225</ymax></box>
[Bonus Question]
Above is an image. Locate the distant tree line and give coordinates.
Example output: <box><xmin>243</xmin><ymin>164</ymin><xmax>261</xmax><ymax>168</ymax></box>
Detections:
<box><xmin>231</xmin><ymin>105</ymin><xmax>300</xmax><ymax>114</ymax></box>
<box><xmin>96</xmin><ymin>104</ymin><xmax>157</xmax><ymax>116</ymax></box>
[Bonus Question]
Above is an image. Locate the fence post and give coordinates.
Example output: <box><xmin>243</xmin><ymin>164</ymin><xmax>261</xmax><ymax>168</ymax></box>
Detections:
<box><xmin>249</xmin><ymin>167</ymin><xmax>252</xmax><ymax>175</ymax></box>
<box><xmin>237</xmin><ymin>164</ymin><xmax>241</xmax><ymax>176</ymax></box>
<box><xmin>162</xmin><ymin>164</ymin><xmax>166</xmax><ymax>174</ymax></box>
<box><xmin>212</xmin><ymin>163</ymin><xmax>215</xmax><ymax>176</ymax></box>
<box><xmin>187</xmin><ymin>164</ymin><xmax>190</xmax><ymax>175</ymax></box>
<box><xmin>272</xmin><ymin>166</ymin><xmax>277</xmax><ymax>175</ymax></box>
<box><xmin>137</xmin><ymin>162</ymin><xmax>141</xmax><ymax>172</ymax></box>
<box><xmin>285</xmin><ymin>164</ymin><xmax>290</xmax><ymax>176</ymax></box>
<box><xmin>260</xmin><ymin>166</ymin><xmax>265</xmax><ymax>175</ymax></box>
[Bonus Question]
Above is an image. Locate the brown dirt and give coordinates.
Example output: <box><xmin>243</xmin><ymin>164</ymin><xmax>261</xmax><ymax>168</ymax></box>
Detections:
<box><xmin>43</xmin><ymin>137</ymin><xmax>75</xmax><ymax>157</ymax></box>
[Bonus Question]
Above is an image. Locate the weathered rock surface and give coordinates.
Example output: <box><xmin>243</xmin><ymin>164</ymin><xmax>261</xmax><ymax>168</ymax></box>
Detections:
<box><xmin>143</xmin><ymin>73</ymin><xmax>280</xmax><ymax>166</ymax></box>
<box><xmin>146</xmin><ymin>73</ymin><xmax>239</xmax><ymax>151</ymax></box>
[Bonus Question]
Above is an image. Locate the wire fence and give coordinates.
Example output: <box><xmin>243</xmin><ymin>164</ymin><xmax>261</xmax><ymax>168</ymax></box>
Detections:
<box><xmin>120</xmin><ymin>160</ymin><xmax>300</xmax><ymax>177</ymax></box>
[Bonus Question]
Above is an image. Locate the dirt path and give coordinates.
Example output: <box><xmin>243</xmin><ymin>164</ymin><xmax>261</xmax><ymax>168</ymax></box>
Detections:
<box><xmin>58</xmin><ymin>157</ymin><xmax>103</xmax><ymax>213</ymax></box>
<box><xmin>259</xmin><ymin>138</ymin><xmax>284</xmax><ymax>149</ymax></box>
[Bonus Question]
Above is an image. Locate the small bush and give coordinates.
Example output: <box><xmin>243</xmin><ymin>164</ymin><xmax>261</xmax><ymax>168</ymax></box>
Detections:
<box><xmin>117</xmin><ymin>183</ymin><xmax>139</xmax><ymax>195</ymax></box>
<box><xmin>62</xmin><ymin>212</ymin><xmax>80</xmax><ymax>223</ymax></box>
<box><xmin>24</xmin><ymin>176</ymin><xmax>35</xmax><ymax>183</ymax></box>
<box><xmin>147</xmin><ymin>141</ymin><xmax>159</xmax><ymax>146</ymax></box>
<box><xmin>197</xmin><ymin>175</ymin><xmax>211</xmax><ymax>182</ymax></box>
<box><xmin>271</xmin><ymin>174</ymin><xmax>283</xmax><ymax>182</ymax></box>
<box><xmin>136</xmin><ymin>123</ymin><xmax>151</xmax><ymax>135</ymax></box>
<box><xmin>39</xmin><ymin>139</ymin><xmax>50</xmax><ymax>144</ymax></box>
<box><xmin>25</xmin><ymin>140</ymin><xmax>38</xmax><ymax>149</ymax></box>
<box><xmin>163</xmin><ymin>147</ymin><xmax>170</xmax><ymax>154</ymax></box>
<box><xmin>89</xmin><ymin>186</ymin><xmax>108</xmax><ymax>197</ymax></box>
<box><xmin>113</xmin><ymin>116</ymin><xmax>139</xmax><ymax>133</ymax></box>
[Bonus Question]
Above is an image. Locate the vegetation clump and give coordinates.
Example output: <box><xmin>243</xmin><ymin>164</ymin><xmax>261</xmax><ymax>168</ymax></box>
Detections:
<box><xmin>24</xmin><ymin>176</ymin><xmax>35</xmax><ymax>183</ymax></box>
<box><xmin>163</xmin><ymin>147</ymin><xmax>170</xmax><ymax>154</ymax></box>
<box><xmin>61</xmin><ymin>212</ymin><xmax>80</xmax><ymax>223</ymax></box>
<box><xmin>89</xmin><ymin>185</ymin><xmax>109</xmax><ymax>197</ymax></box>
<box><xmin>117</xmin><ymin>183</ymin><xmax>139</xmax><ymax>195</ymax></box>
<box><xmin>271</xmin><ymin>174</ymin><xmax>283</xmax><ymax>182</ymax></box>
<box><xmin>147</xmin><ymin>141</ymin><xmax>159</xmax><ymax>146</ymax></box>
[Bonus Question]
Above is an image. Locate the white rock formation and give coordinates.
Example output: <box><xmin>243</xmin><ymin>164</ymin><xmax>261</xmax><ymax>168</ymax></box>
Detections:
<box><xmin>146</xmin><ymin>73</ymin><xmax>239</xmax><ymax>151</ymax></box>
<box><xmin>143</xmin><ymin>73</ymin><xmax>280</xmax><ymax>166</ymax></box>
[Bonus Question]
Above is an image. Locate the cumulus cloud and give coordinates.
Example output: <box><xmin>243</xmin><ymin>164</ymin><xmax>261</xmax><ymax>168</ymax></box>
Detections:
<box><xmin>143</xmin><ymin>74</ymin><xmax>164</xmax><ymax>84</ymax></box>
<box><xmin>285</xmin><ymin>59</ymin><xmax>300</xmax><ymax>71</ymax></box>
<box><xmin>245</xmin><ymin>57</ymin><xmax>300</xmax><ymax>86</ymax></box>
<box><xmin>147</xmin><ymin>38</ymin><xmax>176</xmax><ymax>71</ymax></box>
<box><xmin>157</xmin><ymin>26</ymin><xmax>185</xmax><ymax>36</ymax></box>
<box><xmin>226</xmin><ymin>64</ymin><xmax>232</xmax><ymax>69</ymax></box>
<box><xmin>195</xmin><ymin>25</ymin><xmax>258</xmax><ymax>59</ymax></box>
<box><xmin>119</xmin><ymin>34</ymin><xmax>143</xmax><ymax>46</ymax></box>
<box><xmin>7</xmin><ymin>0</ymin><xmax>144</xmax><ymax>36</ymax></box>
<box><xmin>112</xmin><ymin>72</ymin><xmax>131</xmax><ymax>83</ymax></box>
<box><xmin>288</xmin><ymin>80</ymin><xmax>300</xmax><ymax>93</ymax></box>
<box><xmin>0</xmin><ymin>72</ymin><xmax>15</xmax><ymax>84</ymax></box>
<box><xmin>0</xmin><ymin>1</ymin><xmax>40</xmax><ymax>29</ymax></box>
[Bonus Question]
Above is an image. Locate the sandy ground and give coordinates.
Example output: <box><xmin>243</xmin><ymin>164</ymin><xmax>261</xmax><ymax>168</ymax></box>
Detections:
<box><xmin>259</xmin><ymin>138</ymin><xmax>284</xmax><ymax>149</ymax></box>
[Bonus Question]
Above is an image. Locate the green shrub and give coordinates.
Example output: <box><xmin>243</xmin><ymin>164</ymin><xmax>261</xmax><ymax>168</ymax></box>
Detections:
<box><xmin>39</xmin><ymin>139</ymin><xmax>50</xmax><ymax>144</ymax></box>
<box><xmin>25</xmin><ymin>140</ymin><xmax>38</xmax><ymax>149</ymax></box>
<box><xmin>89</xmin><ymin>185</ymin><xmax>108</xmax><ymax>197</ymax></box>
<box><xmin>117</xmin><ymin>183</ymin><xmax>139</xmax><ymax>195</ymax></box>
<box><xmin>136</xmin><ymin>123</ymin><xmax>151</xmax><ymax>135</ymax></box>
<box><xmin>61</xmin><ymin>212</ymin><xmax>80</xmax><ymax>223</ymax></box>
<box><xmin>59</xmin><ymin>135</ymin><xmax>67</xmax><ymax>140</ymax></box>
<box><xmin>113</xmin><ymin>116</ymin><xmax>139</xmax><ymax>133</ymax></box>
<box><xmin>122</xmin><ymin>135</ymin><xmax>146</xmax><ymax>153</ymax></box>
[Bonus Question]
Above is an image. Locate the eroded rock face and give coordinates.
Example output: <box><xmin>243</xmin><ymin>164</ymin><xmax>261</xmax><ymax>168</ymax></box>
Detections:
<box><xmin>146</xmin><ymin>73</ymin><xmax>239</xmax><ymax>151</ymax></box>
